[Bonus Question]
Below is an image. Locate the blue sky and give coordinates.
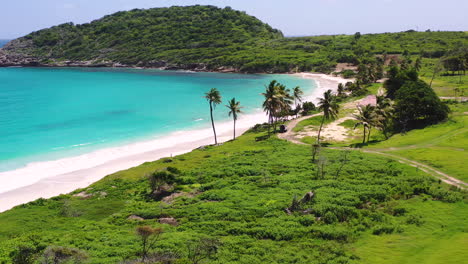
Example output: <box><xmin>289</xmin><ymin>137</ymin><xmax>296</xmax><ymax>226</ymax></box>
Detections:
<box><xmin>1</xmin><ymin>0</ymin><xmax>467</xmax><ymax>39</ymax></box>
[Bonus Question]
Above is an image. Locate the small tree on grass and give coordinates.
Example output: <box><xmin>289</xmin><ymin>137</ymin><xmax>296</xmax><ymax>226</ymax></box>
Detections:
<box><xmin>148</xmin><ymin>171</ymin><xmax>176</xmax><ymax>199</ymax></box>
<box><xmin>226</xmin><ymin>98</ymin><xmax>243</xmax><ymax>140</ymax></box>
<box><xmin>316</xmin><ymin>90</ymin><xmax>339</xmax><ymax>144</ymax></box>
<box><xmin>335</xmin><ymin>150</ymin><xmax>350</xmax><ymax>178</ymax></box>
<box><xmin>316</xmin><ymin>89</ymin><xmax>340</xmax><ymax>145</ymax></box>
<box><xmin>375</xmin><ymin>96</ymin><xmax>394</xmax><ymax>139</ymax></box>
<box><xmin>353</xmin><ymin>104</ymin><xmax>377</xmax><ymax>144</ymax></box>
<box><xmin>204</xmin><ymin>88</ymin><xmax>222</xmax><ymax>145</ymax></box>
<box><xmin>136</xmin><ymin>226</ymin><xmax>163</xmax><ymax>262</ymax></box>
<box><xmin>187</xmin><ymin>238</ymin><xmax>221</xmax><ymax>264</ymax></box>
<box><xmin>292</xmin><ymin>86</ymin><xmax>304</xmax><ymax>118</ymax></box>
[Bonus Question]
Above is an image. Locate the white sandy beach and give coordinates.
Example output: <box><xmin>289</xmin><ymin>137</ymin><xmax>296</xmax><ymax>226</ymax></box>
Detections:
<box><xmin>0</xmin><ymin>73</ymin><xmax>348</xmax><ymax>212</ymax></box>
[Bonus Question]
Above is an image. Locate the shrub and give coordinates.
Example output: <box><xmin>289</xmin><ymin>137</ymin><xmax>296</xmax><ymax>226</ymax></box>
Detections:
<box><xmin>40</xmin><ymin>246</ymin><xmax>88</xmax><ymax>264</ymax></box>
<box><xmin>372</xmin><ymin>224</ymin><xmax>401</xmax><ymax>235</ymax></box>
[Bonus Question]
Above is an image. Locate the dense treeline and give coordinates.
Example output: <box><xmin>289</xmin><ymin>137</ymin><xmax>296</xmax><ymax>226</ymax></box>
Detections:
<box><xmin>2</xmin><ymin>5</ymin><xmax>467</xmax><ymax>72</ymax></box>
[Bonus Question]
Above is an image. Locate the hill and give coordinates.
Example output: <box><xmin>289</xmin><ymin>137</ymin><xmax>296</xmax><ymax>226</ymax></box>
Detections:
<box><xmin>0</xmin><ymin>123</ymin><xmax>466</xmax><ymax>263</ymax></box>
<box><xmin>0</xmin><ymin>5</ymin><xmax>466</xmax><ymax>72</ymax></box>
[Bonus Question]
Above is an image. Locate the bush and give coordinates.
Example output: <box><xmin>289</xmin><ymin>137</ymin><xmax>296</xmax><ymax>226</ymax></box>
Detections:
<box><xmin>372</xmin><ymin>224</ymin><xmax>401</xmax><ymax>235</ymax></box>
<box><xmin>40</xmin><ymin>246</ymin><xmax>88</xmax><ymax>264</ymax></box>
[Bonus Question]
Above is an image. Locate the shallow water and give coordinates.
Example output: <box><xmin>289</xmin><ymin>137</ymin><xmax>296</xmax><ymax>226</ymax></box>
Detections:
<box><xmin>0</xmin><ymin>67</ymin><xmax>316</xmax><ymax>174</ymax></box>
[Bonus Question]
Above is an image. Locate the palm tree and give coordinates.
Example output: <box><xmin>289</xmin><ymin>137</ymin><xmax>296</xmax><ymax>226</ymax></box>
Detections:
<box><xmin>375</xmin><ymin>96</ymin><xmax>393</xmax><ymax>139</ymax></box>
<box><xmin>353</xmin><ymin>104</ymin><xmax>376</xmax><ymax>144</ymax></box>
<box><xmin>293</xmin><ymin>86</ymin><xmax>304</xmax><ymax>118</ymax></box>
<box><xmin>278</xmin><ymin>84</ymin><xmax>293</xmax><ymax>121</ymax></box>
<box><xmin>262</xmin><ymin>81</ymin><xmax>278</xmax><ymax>133</ymax></box>
<box><xmin>204</xmin><ymin>88</ymin><xmax>222</xmax><ymax>144</ymax></box>
<box><xmin>226</xmin><ymin>98</ymin><xmax>243</xmax><ymax>140</ymax></box>
<box><xmin>262</xmin><ymin>80</ymin><xmax>284</xmax><ymax>132</ymax></box>
<box><xmin>316</xmin><ymin>89</ymin><xmax>339</xmax><ymax>144</ymax></box>
<box><xmin>337</xmin><ymin>83</ymin><xmax>345</xmax><ymax>97</ymax></box>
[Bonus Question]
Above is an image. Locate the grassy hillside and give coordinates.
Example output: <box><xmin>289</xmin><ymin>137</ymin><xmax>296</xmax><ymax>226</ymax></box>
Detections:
<box><xmin>366</xmin><ymin>102</ymin><xmax>468</xmax><ymax>182</ymax></box>
<box><xmin>1</xmin><ymin>5</ymin><xmax>467</xmax><ymax>73</ymax></box>
<box><xmin>0</xmin><ymin>126</ymin><xmax>466</xmax><ymax>263</ymax></box>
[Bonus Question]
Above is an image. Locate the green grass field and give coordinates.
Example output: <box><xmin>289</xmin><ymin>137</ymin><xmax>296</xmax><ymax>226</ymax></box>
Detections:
<box><xmin>419</xmin><ymin>58</ymin><xmax>467</xmax><ymax>97</ymax></box>
<box><xmin>0</xmin><ymin>124</ymin><xmax>466</xmax><ymax>263</ymax></box>
<box><xmin>365</xmin><ymin>102</ymin><xmax>467</xmax><ymax>182</ymax></box>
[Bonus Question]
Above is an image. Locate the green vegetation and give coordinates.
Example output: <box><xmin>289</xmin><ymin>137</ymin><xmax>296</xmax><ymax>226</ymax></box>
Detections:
<box><xmin>367</xmin><ymin>102</ymin><xmax>468</xmax><ymax>182</ymax></box>
<box><xmin>204</xmin><ymin>88</ymin><xmax>222</xmax><ymax>145</ymax></box>
<box><xmin>262</xmin><ymin>80</ymin><xmax>294</xmax><ymax>132</ymax></box>
<box><xmin>3</xmin><ymin>5</ymin><xmax>467</xmax><ymax>73</ymax></box>
<box><xmin>226</xmin><ymin>98</ymin><xmax>244</xmax><ymax>140</ymax></box>
<box><xmin>0</xmin><ymin>5</ymin><xmax>467</xmax><ymax>263</ymax></box>
<box><xmin>0</xmin><ymin>126</ymin><xmax>466</xmax><ymax>263</ymax></box>
<box><xmin>316</xmin><ymin>90</ymin><xmax>340</xmax><ymax>144</ymax></box>
<box><xmin>293</xmin><ymin>115</ymin><xmax>327</xmax><ymax>133</ymax></box>
<box><xmin>419</xmin><ymin>58</ymin><xmax>468</xmax><ymax>96</ymax></box>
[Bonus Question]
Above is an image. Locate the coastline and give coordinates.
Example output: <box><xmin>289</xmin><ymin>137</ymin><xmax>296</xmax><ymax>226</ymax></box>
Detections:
<box><xmin>0</xmin><ymin>72</ymin><xmax>348</xmax><ymax>212</ymax></box>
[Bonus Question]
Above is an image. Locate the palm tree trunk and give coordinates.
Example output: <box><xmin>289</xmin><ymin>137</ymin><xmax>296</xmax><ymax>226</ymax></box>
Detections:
<box><xmin>233</xmin><ymin>118</ymin><xmax>236</xmax><ymax>139</ymax></box>
<box><xmin>367</xmin><ymin>127</ymin><xmax>371</xmax><ymax>142</ymax></box>
<box><xmin>362</xmin><ymin>126</ymin><xmax>366</xmax><ymax>144</ymax></box>
<box><xmin>317</xmin><ymin>115</ymin><xmax>325</xmax><ymax>144</ymax></box>
<box><xmin>209</xmin><ymin>102</ymin><xmax>217</xmax><ymax>145</ymax></box>
<box><xmin>295</xmin><ymin>99</ymin><xmax>298</xmax><ymax>119</ymax></box>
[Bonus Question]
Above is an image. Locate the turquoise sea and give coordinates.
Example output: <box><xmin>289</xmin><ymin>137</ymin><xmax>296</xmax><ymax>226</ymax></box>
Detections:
<box><xmin>0</xmin><ymin>67</ymin><xmax>316</xmax><ymax>173</ymax></box>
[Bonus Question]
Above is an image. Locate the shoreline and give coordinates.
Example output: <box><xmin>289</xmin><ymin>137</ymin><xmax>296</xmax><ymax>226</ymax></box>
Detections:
<box><xmin>0</xmin><ymin>72</ymin><xmax>348</xmax><ymax>212</ymax></box>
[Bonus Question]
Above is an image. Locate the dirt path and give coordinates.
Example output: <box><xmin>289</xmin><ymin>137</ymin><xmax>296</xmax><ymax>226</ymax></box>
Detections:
<box><xmin>279</xmin><ymin>116</ymin><xmax>467</xmax><ymax>189</ymax></box>
<box><xmin>277</xmin><ymin>113</ymin><xmax>322</xmax><ymax>144</ymax></box>
<box><xmin>361</xmin><ymin>149</ymin><xmax>467</xmax><ymax>189</ymax></box>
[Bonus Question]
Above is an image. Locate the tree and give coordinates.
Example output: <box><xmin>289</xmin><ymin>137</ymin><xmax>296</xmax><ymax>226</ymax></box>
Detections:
<box><xmin>375</xmin><ymin>96</ymin><xmax>394</xmax><ymax>139</ymax></box>
<box><xmin>394</xmin><ymin>80</ymin><xmax>449</xmax><ymax>131</ymax></box>
<box><xmin>136</xmin><ymin>226</ymin><xmax>163</xmax><ymax>262</ymax></box>
<box><xmin>226</xmin><ymin>98</ymin><xmax>243</xmax><ymax>139</ymax></box>
<box><xmin>414</xmin><ymin>56</ymin><xmax>422</xmax><ymax>72</ymax></box>
<box><xmin>384</xmin><ymin>66</ymin><xmax>418</xmax><ymax>99</ymax></box>
<box><xmin>337</xmin><ymin>83</ymin><xmax>345</xmax><ymax>97</ymax></box>
<box><xmin>301</xmin><ymin>101</ymin><xmax>316</xmax><ymax>116</ymax></box>
<box><xmin>292</xmin><ymin>86</ymin><xmax>304</xmax><ymax>118</ymax></box>
<box><xmin>316</xmin><ymin>90</ymin><xmax>339</xmax><ymax>144</ymax></box>
<box><xmin>149</xmin><ymin>171</ymin><xmax>176</xmax><ymax>198</ymax></box>
<box><xmin>429</xmin><ymin>59</ymin><xmax>443</xmax><ymax>88</ymax></box>
<box><xmin>262</xmin><ymin>81</ymin><xmax>280</xmax><ymax>133</ymax></box>
<box><xmin>353</xmin><ymin>104</ymin><xmax>377</xmax><ymax>143</ymax></box>
<box><xmin>187</xmin><ymin>238</ymin><xmax>221</xmax><ymax>264</ymax></box>
<box><xmin>262</xmin><ymin>80</ymin><xmax>291</xmax><ymax>132</ymax></box>
<box><xmin>354</xmin><ymin>32</ymin><xmax>361</xmax><ymax>42</ymax></box>
<box><xmin>204</xmin><ymin>88</ymin><xmax>222</xmax><ymax>144</ymax></box>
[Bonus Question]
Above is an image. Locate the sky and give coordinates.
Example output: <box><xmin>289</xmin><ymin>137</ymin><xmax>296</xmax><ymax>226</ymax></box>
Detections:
<box><xmin>1</xmin><ymin>0</ymin><xmax>467</xmax><ymax>39</ymax></box>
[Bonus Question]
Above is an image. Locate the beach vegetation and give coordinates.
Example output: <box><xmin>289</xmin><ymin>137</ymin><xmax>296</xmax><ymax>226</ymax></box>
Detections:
<box><xmin>300</xmin><ymin>101</ymin><xmax>316</xmax><ymax>116</ymax></box>
<box><xmin>226</xmin><ymin>98</ymin><xmax>243</xmax><ymax>140</ymax></box>
<box><xmin>316</xmin><ymin>90</ymin><xmax>340</xmax><ymax>144</ymax></box>
<box><xmin>353</xmin><ymin>104</ymin><xmax>377</xmax><ymax>144</ymax></box>
<box><xmin>0</xmin><ymin>127</ymin><xmax>465</xmax><ymax>263</ymax></box>
<box><xmin>204</xmin><ymin>88</ymin><xmax>222</xmax><ymax>145</ymax></box>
